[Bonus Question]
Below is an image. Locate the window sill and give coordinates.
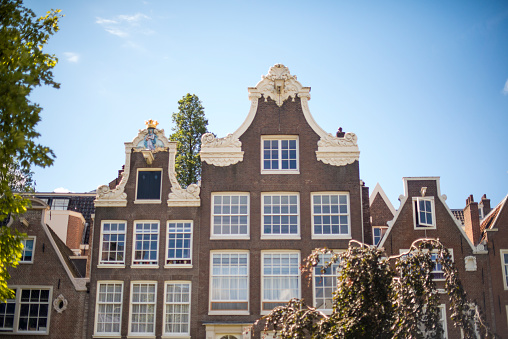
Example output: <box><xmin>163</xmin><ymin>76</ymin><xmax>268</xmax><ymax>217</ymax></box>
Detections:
<box><xmin>134</xmin><ymin>199</ymin><xmax>162</xmax><ymax>204</ymax></box>
<box><xmin>162</xmin><ymin>336</ymin><xmax>190</xmax><ymax>339</ymax></box>
<box><xmin>127</xmin><ymin>335</ymin><xmax>156</xmax><ymax>339</ymax></box>
<box><xmin>19</xmin><ymin>261</ymin><xmax>34</xmax><ymax>264</ymax></box>
<box><xmin>312</xmin><ymin>235</ymin><xmax>351</xmax><ymax>240</ymax></box>
<box><xmin>414</xmin><ymin>225</ymin><xmax>437</xmax><ymax>230</ymax></box>
<box><xmin>97</xmin><ymin>264</ymin><xmax>126</xmax><ymax>269</ymax></box>
<box><xmin>260</xmin><ymin>235</ymin><xmax>301</xmax><ymax>240</ymax></box>
<box><xmin>210</xmin><ymin>235</ymin><xmax>250</xmax><ymax>240</ymax></box>
<box><xmin>261</xmin><ymin>170</ymin><xmax>300</xmax><ymax>175</ymax></box>
<box><xmin>131</xmin><ymin>264</ymin><xmax>159</xmax><ymax>269</ymax></box>
<box><xmin>93</xmin><ymin>334</ymin><xmax>121</xmax><ymax>338</ymax></box>
<box><xmin>165</xmin><ymin>264</ymin><xmax>193</xmax><ymax>269</ymax></box>
<box><xmin>208</xmin><ymin>310</ymin><xmax>250</xmax><ymax>316</ymax></box>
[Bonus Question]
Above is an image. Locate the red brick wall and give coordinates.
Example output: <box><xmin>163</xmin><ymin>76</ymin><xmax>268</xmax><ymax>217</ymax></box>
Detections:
<box><xmin>66</xmin><ymin>214</ymin><xmax>84</xmax><ymax>250</ymax></box>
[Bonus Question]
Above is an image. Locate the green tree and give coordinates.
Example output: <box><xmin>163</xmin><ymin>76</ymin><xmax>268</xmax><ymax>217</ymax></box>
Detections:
<box><xmin>0</xmin><ymin>0</ymin><xmax>61</xmax><ymax>301</ymax></box>
<box><xmin>258</xmin><ymin>239</ymin><xmax>496</xmax><ymax>339</ymax></box>
<box><xmin>170</xmin><ymin>93</ymin><xmax>209</xmax><ymax>188</ymax></box>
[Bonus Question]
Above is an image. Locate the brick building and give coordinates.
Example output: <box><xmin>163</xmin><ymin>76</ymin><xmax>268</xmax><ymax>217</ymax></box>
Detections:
<box><xmin>1</xmin><ymin>198</ymin><xmax>89</xmax><ymax>338</ymax></box>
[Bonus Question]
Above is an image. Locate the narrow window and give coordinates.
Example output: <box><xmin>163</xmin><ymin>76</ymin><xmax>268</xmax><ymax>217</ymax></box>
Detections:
<box><xmin>20</xmin><ymin>238</ymin><xmax>35</xmax><ymax>263</ymax></box>
<box><xmin>167</xmin><ymin>221</ymin><xmax>192</xmax><ymax>266</ymax></box>
<box><xmin>96</xmin><ymin>282</ymin><xmax>123</xmax><ymax>335</ymax></box>
<box><xmin>314</xmin><ymin>253</ymin><xmax>341</xmax><ymax>312</ymax></box>
<box><xmin>164</xmin><ymin>282</ymin><xmax>191</xmax><ymax>336</ymax></box>
<box><xmin>372</xmin><ymin>226</ymin><xmax>388</xmax><ymax>246</ymax></box>
<box><xmin>413</xmin><ymin>197</ymin><xmax>436</xmax><ymax>228</ymax></box>
<box><xmin>0</xmin><ymin>291</ymin><xmax>16</xmax><ymax>331</ymax></box>
<box><xmin>130</xmin><ymin>282</ymin><xmax>156</xmax><ymax>335</ymax></box>
<box><xmin>501</xmin><ymin>250</ymin><xmax>508</xmax><ymax>289</ymax></box>
<box><xmin>133</xmin><ymin>222</ymin><xmax>159</xmax><ymax>266</ymax></box>
<box><xmin>100</xmin><ymin>222</ymin><xmax>126</xmax><ymax>265</ymax></box>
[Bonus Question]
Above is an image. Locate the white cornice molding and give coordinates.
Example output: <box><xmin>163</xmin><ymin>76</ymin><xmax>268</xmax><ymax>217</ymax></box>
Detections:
<box><xmin>200</xmin><ymin>133</ymin><xmax>244</xmax><ymax>167</ymax></box>
<box><xmin>95</xmin><ymin>127</ymin><xmax>200</xmax><ymax>207</ymax></box>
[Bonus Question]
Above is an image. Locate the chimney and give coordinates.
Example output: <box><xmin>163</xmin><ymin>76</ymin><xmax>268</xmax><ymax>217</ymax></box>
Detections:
<box><xmin>464</xmin><ymin>195</ymin><xmax>481</xmax><ymax>245</ymax></box>
<box><xmin>479</xmin><ymin>194</ymin><xmax>491</xmax><ymax>217</ymax></box>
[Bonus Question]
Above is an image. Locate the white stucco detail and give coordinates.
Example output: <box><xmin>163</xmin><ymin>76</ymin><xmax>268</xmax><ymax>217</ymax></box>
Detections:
<box><xmin>465</xmin><ymin>256</ymin><xmax>477</xmax><ymax>271</ymax></box>
<box><xmin>200</xmin><ymin>133</ymin><xmax>244</xmax><ymax>167</ymax></box>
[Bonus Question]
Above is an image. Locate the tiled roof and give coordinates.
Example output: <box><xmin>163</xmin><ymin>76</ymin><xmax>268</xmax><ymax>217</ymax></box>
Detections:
<box><xmin>451</xmin><ymin>209</ymin><xmax>464</xmax><ymax>225</ymax></box>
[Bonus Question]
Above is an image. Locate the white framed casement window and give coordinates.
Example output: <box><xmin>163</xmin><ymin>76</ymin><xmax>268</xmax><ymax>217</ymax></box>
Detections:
<box><xmin>132</xmin><ymin>221</ymin><xmax>159</xmax><ymax>267</ymax></box>
<box><xmin>439</xmin><ymin>305</ymin><xmax>448</xmax><ymax>339</ymax></box>
<box><xmin>209</xmin><ymin>251</ymin><xmax>249</xmax><ymax>315</ymax></box>
<box><xmin>20</xmin><ymin>237</ymin><xmax>36</xmax><ymax>263</ymax></box>
<box><xmin>99</xmin><ymin>221</ymin><xmax>127</xmax><ymax>268</ymax></box>
<box><xmin>211</xmin><ymin>193</ymin><xmax>249</xmax><ymax>240</ymax></box>
<box><xmin>0</xmin><ymin>286</ymin><xmax>52</xmax><ymax>334</ymax></box>
<box><xmin>311</xmin><ymin>192</ymin><xmax>350</xmax><ymax>239</ymax></box>
<box><xmin>500</xmin><ymin>250</ymin><xmax>508</xmax><ymax>290</ymax></box>
<box><xmin>128</xmin><ymin>282</ymin><xmax>157</xmax><ymax>337</ymax></box>
<box><xmin>135</xmin><ymin>168</ymin><xmax>162</xmax><ymax>204</ymax></box>
<box><xmin>313</xmin><ymin>252</ymin><xmax>342</xmax><ymax>314</ymax></box>
<box><xmin>413</xmin><ymin>197</ymin><xmax>436</xmax><ymax>229</ymax></box>
<box><xmin>261</xmin><ymin>193</ymin><xmax>299</xmax><ymax>239</ymax></box>
<box><xmin>400</xmin><ymin>249</ymin><xmax>453</xmax><ymax>281</ymax></box>
<box><xmin>95</xmin><ymin>281</ymin><xmax>123</xmax><ymax>336</ymax></box>
<box><xmin>372</xmin><ymin>226</ymin><xmax>388</xmax><ymax>246</ymax></box>
<box><xmin>261</xmin><ymin>136</ymin><xmax>299</xmax><ymax>174</ymax></box>
<box><xmin>163</xmin><ymin>281</ymin><xmax>191</xmax><ymax>337</ymax></box>
<box><xmin>261</xmin><ymin>251</ymin><xmax>300</xmax><ymax>313</ymax></box>
<box><xmin>166</xmin><ymin>221</ymin><xmax>192</xmax><ymax>268</ymax></box>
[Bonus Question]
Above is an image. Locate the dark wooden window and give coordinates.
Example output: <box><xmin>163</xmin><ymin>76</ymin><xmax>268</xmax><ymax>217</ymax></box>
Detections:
<box><xmin>137</xmin><ymin>171</ymin><xmax>161</xmax><ymax>200</ymax></box>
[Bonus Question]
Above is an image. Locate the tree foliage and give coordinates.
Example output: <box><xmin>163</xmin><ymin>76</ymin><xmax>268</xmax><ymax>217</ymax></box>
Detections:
<box><xmin>0</xmin><ymin>0</ymin><xmax>61</xmax><ymax>301</ymax></box>
<box><xmin>170</xmin><ymin>93</ymin><xmax>209</xmax><ymax>188</ymax></box>
<box><xmin>258</xmin><ymin>239</ymin><xmax>497</xmax><ymax>339</ymax></box>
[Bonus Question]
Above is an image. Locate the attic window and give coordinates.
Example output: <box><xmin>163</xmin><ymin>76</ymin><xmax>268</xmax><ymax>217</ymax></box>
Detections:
<box><xmin>136</xmin><ymin>169</ymin><xmax>162</xmax><ymax>202</ymax></box>
<box><xmin>51</xmin><ymin>198</ymin><xmax>69</xmax><ymax>210</ymax></box>
<box><xmin>413</xmin><ymin>197</ymin><xmax>436</xmax><ymax>229</ymax></box>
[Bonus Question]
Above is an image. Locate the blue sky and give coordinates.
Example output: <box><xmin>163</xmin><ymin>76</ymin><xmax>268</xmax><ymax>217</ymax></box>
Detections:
<box><xmin>26</xmin><ymin>0</ymin><xmax>508</xmax><ymax>209</ymax></box>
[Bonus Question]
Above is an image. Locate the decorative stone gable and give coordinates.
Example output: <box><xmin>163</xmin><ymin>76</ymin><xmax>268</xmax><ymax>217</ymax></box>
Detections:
<box><xmin>95</xmin><ymin>122</ymin><xmax>200</xmax><ymax>207</ymax></box>
<box><xmin>200</xmin><ymin>64</ymin><xmax>360</xmax><ymax>167</ymax></box>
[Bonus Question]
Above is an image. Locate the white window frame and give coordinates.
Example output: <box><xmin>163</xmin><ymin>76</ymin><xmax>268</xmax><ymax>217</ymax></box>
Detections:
<box><xmin>372</xmin><ymin>226</ymin><xmax>388</xmax><ymax>246</ymax></box>
<box><xmin>0</xmin><ymin>286</ymin><xmax>52</xmax><ymax>335</ymax></box>
<box><xmin>413</xmin><ymin>197</ymin><xmax>436</xmax><ymax>229</ymax></box>
<box><xmin>165</xmin><ymin>221</ymin><xmax>193</xmax><ymax>268</ymax></box>
<box><xmin>209</xmin><ymin>251</ymin><xmax>249</xmax><ymax>315</ymax></box>
<box><xmin>134</xmin><ymin>168</ymin><xmax>163</xmax><ymax>204</ymax></box>
<box><xmin>98</xmin><ymin>221</ymin><xmax>127</xmax><ymax>268</ymax></box>
<box><xmin>439</xmin><ymin>304</ymin><xmax>448</xmax><ymax>339</ymax></box>
<box><xmin>311</xmin><ymin>192</ymin><xmax>351</xmax><ymax>239</ymax></box>
<box><xmin>163</xmin><ymin>281</ymin><xmax>191</xmax><ymax>337</ymax></box>
<box><xmin>94</xmin><ymin>281</ymin><xmax>123</xmax><ymax>337</ymax></box>
<box><xmin>501</xmin><ymin>250</ymin><xmax>508</xmax><ymax>290</ymax></box>
<box><xmin>20</xmin><ymin>236</ymin><xmax>36</xmax><ymax>264</ymax></box>
<box><xmin>261</xmin><ymin>193</ymin><xmax>300</xmax><ymax>240</ymax></box>
<box><xmin>132</xmin><ymin>220</ymin><xmax>160</xmax><ymax>268</ymax></box>
<box><xmin>210</xmin><ymin>193</ymin><xmax>250</xmax><ymax>240</ymax></box>
<box><xmin>261</xmin><ymin>250</ymin><xmax>301</xmax><ymax>314</ymax></box>
<box><xmin>261</xmin><ymin>136</ymin><xmax>299</xmax><ymax>174</ymax></box>
<box><xmin>128</xmin><ymin>281</ymin><xmax>157</xmax><ymax>337</ymax></box>
<box><xmin>312</xmin><ymin>251</ymin><xmax>343</xmax><ymax>314</ymax></box>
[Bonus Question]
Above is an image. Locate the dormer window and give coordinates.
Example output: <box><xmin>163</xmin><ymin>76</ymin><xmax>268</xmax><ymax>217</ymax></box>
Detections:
<box><xmin>261</xmin><ymin>136</ymin><xmax>299</xmax><ymax>174</ymax></box>
<box><xmin>413</xmin><ymin>197</ymin><xmax>436</xmax><ymax>229</ymax></box>
<box><xmin>136</xmin><ymin>169</ymin><xmax>162</xmax><ymax>203</ymax></box>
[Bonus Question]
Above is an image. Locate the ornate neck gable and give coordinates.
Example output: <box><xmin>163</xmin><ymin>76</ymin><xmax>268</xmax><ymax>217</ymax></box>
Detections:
<box><xmin>248</xmin><ymin>64</ymin><xmax>310</xmax><ymax>106</ymax></box>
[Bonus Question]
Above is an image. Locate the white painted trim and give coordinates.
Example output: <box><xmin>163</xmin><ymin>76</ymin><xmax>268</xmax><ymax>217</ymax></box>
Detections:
<box><xmin>19</xmin><ymin>236</ymin><xmax>36</xmax><ymax>264</ymax></box>
<box><xmin>165</xmin><ymin>220</ymin><xmax>193</xmax><ymax>266</ymax></box>
<box><xmin>94</xmin><ymin>281</ymin><xmax>124</xmax><ymax>337</ymax></box>
<box><xmin>208</xmin><ymin>250</ymin><xmax>250</xmax><ymax>315</ymax></box>
<box><xmin>413</xmin><ymin>197</ymin><xmax>437</xmax><ymax>229</ymax></box>
<box><xmin>131</xmin><ymin>220</ymin><xmax>160</xmax><ymax>267</ymax></box>
<box><xmin>134</xmin><ymin>168</ymin><xmax>163</xmax><ymax>203</ymax></box>
<box><xmin>260</xmin><ymin>250</ymin><xmax>301</xmax><ymax>314</ymax></box>
<box><xmin>128</xmin><ymin>281</ymin><xmax>157</xmax><ymax>338</ymax></box>
<box><xmin>500</xmin><ymin>249</ymin><xmax>508</xmax><ymax>290</ymax></box>
<box><xmin>310</xmin><ymin>192</ymin><xmax>351</xmax><ymax>239</ymax></box>
<box><xmin>163</xmin><ymin>281</ymin><xmax>192</xmax><ymax>337</ymax></box>
<box><xmin>311</xmin><ymin>250</ymin><xmax>344</xmax><ymax>312</ymax></box>
<box><xmin>99</xmin><ymin>220</ymin><xmax>127</xmax><ymax>266</ymax></box>
<box><xmin>210</xmin><ymin>192</ymin><xmax>250</xmax><ymax>239</ymax></box>
<box><xmin>260</xmin><ymin>135</ymin><xmax>299</xmax><ymax>174</ymax></box>
<box><xmin>369</xmin><ymin>183</ymin><xmax>396</xmax><ymax>216</ymax></box>
<box><xmin>261</xmin><ymin>192</ymin><xmax>300</xmax><ymax>238</ymax></box>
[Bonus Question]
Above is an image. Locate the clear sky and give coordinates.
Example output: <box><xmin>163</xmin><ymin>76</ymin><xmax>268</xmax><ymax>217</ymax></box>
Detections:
<box><xmin>25</xmin><ymin>0</ymin><xmax>508</xmax><ymax>210</ymax></box>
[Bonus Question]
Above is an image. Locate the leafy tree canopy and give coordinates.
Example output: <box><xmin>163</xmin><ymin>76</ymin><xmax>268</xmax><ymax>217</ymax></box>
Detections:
<box><xmin>257</xmin><ymin>239</ymin><xmax>496</xmax><ymax>339</ymax></box>
<box><xmin>0</xmin><ymin>0</ymin><xmax>61</xmax><ymax>301</ymax></box>
<box><xmin>170</xmin><ymin>93</ymin><xmax>209</xmax><ymax>188</ymax></box>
